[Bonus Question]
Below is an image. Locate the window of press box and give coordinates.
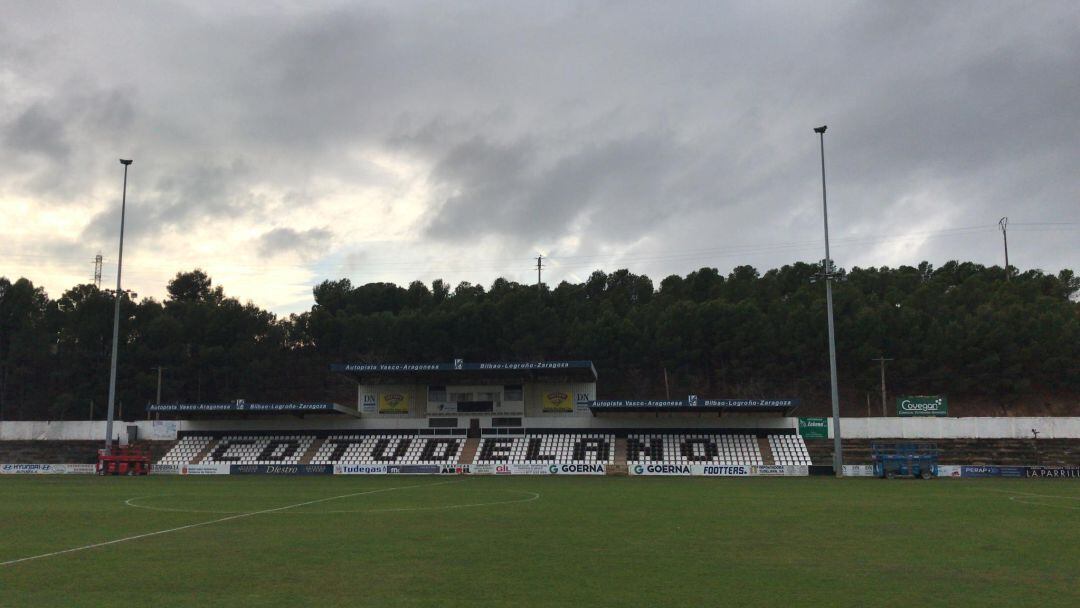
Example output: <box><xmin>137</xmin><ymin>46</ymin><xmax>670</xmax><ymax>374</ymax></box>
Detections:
<box><xmin>503</xmin><ymin>385</ymin><xmax>523</xmax><ymax>401</ymax></box>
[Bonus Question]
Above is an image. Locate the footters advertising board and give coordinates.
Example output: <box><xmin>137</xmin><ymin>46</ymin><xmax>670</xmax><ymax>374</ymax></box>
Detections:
<box><xmin>630</xmin><ymin>464</ymin><xmax>807</xmax><ymax>476</ymax></box>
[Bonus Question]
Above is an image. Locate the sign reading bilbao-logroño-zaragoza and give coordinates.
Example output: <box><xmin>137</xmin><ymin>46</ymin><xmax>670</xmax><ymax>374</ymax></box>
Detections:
<box><xmin>897</xmin><ymin>395</ymin><xmax>947</xmax><ymax>417</ymax></box>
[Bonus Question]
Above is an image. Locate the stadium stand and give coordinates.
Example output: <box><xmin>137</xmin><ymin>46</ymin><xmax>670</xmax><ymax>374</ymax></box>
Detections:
<box><xmin>768</xmin><ymin>434</ymin><xmax>812</xmax><ymax>465</ymax></box>
<box><xmin>202</xmin><ymin>435</ymin><xmax>316</xmax><ymax>465</ymax></box>
<box><xmin>627</xmin><ymin>434</ymin><xmax>764</xmax><ymax>466</ymax></box>
<box><xmin>308</xmin><ymin>434</ymin><xmax>463</xmax><ymax>465</ymax></box>
<box><xmin>474</xmin><ymin>434</ymin><xmax>615</xmax><ymax>464</ymax></box>
<box><xmin>156</xmin><ymin>435</ymin><xmax>214</xmax><ymax>465</ymax></box>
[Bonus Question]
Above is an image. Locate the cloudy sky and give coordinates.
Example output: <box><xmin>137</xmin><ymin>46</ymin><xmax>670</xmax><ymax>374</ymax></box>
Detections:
<box><xmin>2</xmin><ymin>1</ymin><xmax>1077</xmax><ymax>313</ymax></box>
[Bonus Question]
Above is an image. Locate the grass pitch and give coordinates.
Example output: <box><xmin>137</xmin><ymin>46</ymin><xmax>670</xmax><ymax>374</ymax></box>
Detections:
<box><xmin>1</xmin><ymin>476</ymin><xmax>1077</xmax><ymax>607</ymax></box>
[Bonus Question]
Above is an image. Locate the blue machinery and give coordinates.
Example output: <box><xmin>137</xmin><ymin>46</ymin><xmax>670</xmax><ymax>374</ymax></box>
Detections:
<box><xmin>872</xmin><ymin>443</ymin><xmax>939</xmax><ymax>479</ymax></box>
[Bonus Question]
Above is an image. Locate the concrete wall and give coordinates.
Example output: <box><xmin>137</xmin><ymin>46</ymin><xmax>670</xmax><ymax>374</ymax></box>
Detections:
<box><xmin>0</xmin><ymin>420</ymin><xmax>172</xmax><ymax>442</ymax></box>
<box><xmin>830</xmin><ymin>417</ymin><xmax>1080</xmax><ymax>439</ymax></box>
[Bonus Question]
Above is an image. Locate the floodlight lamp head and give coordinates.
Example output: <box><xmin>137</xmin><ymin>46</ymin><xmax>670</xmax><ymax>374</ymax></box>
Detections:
<box><xmin>813</xmin><ymin>125</ymin><xmax>827</xmax><ymax>134</ymax></box>
<box><xmin>119</xmin><ymin>159</ymin><xmax>133</xmax><ymax>165</ymax></box>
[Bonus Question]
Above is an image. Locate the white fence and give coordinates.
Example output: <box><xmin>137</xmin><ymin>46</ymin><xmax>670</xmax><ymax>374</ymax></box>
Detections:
<box><xmin>829</xmin><ymin>417</ymin><xmax>1080</xmax><ymax>439</ymax></box>
<box><xmin>3</xmin><ymin>417</ymin><xmax>1080</xmax><ymax>441</ymax></box>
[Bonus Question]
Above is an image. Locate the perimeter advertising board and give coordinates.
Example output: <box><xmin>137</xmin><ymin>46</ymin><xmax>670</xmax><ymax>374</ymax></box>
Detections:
<box><xmin>897</xmin><ymin>396</ymin><xmax>948</xmax><ymax>417</ymax></box>
<box><xmin>230</xmin><ymin>464</ymin><xmax>333</xmax><ymax>475</ymax></box>
<box><xmin>0</xmin><ymin>464</ymin><xmax>96</xmax><ymax>474</ymax></box>
<box><xmin>798</xmin><ymin>418</ymin><xmax>829</xmax><ymax>439</ymax></box>
<box><xmin>334</xmin><ymin>464</ymin><xmax>387</xmax><ymax>475</ymax></box>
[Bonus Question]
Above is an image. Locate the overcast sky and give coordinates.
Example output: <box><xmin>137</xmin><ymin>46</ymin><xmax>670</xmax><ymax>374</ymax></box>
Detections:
<box><xmin>2</xmin><ymin>1</ymin><xmax>1077</xmax><ymax>314</ymax></box>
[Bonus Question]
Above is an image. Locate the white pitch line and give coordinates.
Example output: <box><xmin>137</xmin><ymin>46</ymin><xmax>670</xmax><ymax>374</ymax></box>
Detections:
<box><xmin>123</xmin><ymin>489</ymin><xmax>542</xmax><ymax>515</ymax></box>
<box><xmin>0</xmin><ymin>480</ymin><xmax>458</xmax><ymax>568</ymax></box>
<box><xmin>979</xmin><ymin>488</ymin><xmax>1080</xmax><ymax>500</ymax></box>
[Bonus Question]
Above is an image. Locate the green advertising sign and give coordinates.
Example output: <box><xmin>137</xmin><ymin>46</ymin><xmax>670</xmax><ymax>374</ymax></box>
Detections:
<box><xmin>798</xmin><ymin>417</ymin><xmax>829</xmax><ymax>439</ymax></box>
<box><xmin>896</xmin><ymin>396</ymin><xmax>948</xmax><ymax>417</ymax></box>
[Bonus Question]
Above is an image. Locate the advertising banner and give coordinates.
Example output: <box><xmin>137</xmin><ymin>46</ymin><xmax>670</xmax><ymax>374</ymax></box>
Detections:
<box><xmin>180</xmin><ymin>463</ymin><xmax>231</xmax><ymax>475</ymax></box>
<box><xmin>149</xmin><ymin>420</ymin><xmax>179</xmax><ymax>440</ymax></box>
<box><xmin>379</xmin><ymin>392</ymin><xmax>410</xmax><ymax>414</ymax></box>
<box><xmin>897</xmin><ymin>396</ymin><xmax>948</xmax><ymax>417</ymax></box>
<box><xmin>841</xmin><ymin>465</ymin><xmax>876</xmax><ymax>477</ymax></box>
<box><xmin>692</xmin><ymin>464</ymin><xmax>752</xmax><ymax>476</ymax></box>
<box><xmin>387</xmin><ymin>465</ymin><xmax>440</xmax><ymax>474</ymax></box>
<box><xmin>1025</xmin><ymin>467</ymin><xmax>1080</xmax><ymax>478</ymax></box>
<box><xmin>334</xmin><ymin>464</ymin><xmax>387</xmax><ymax>475</ymax></box>
<box><xmin>542</xmin><ymin>387</ymin><xmax>574</xmax><ymax>412</ymax></box>
<box><xmin>152</xmin><ymin>464</ymin><xmax>181</xmax><ymax>475</ymax></box>
<box><xmin>631</xmin><ymin>463</ymin><xmax>693</xmax><ymax>476</ymax></box>
<box><xmin>508</xmin><ymin>464</ymin><xmax>552</xmax><ymax>475</ymax></box>
<box><xmin>960</xmin><ymin>465</ymin><xmax>1026</xmax><ymax>478</ymax></box>
<box><xmin>753</xmin><ymin>465</ymin><xmax>789</xmax><ymax>476</ymax></box>
<box><xmin>230</xmin><ymin>464</ymin><xmax>333</xmax><ymax>475</ymax></box>
<box><xmin>938</xmin><ymin>465</ymin><xmax>962</xmax><ymax>478</ymax></box>
<box><xmin>545</xmin><ymin>463</ymin><xmax>606</xmax><ymax>475</ymax></box>
<box><xmin>0</xmin><ymin>463</ymin><xmax>95</xmax><ymax>474</ymax></box>
<box><xmin>439</xmin><ymin>464</ymin><xmax>473</xmax><ymax>475</ymax></box>
<box><xmin>361</xmin><ymin>393</ymin><xmax>377</xmax><ymax>413</ymax></box>
<box><xmin>798</xmin><ymin>418</ymin><xmax>829</xmax><ymax>439</ymax></box>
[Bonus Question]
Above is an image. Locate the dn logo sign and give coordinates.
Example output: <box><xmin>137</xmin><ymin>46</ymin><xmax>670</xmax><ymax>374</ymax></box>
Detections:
<box><xmin>575</xmin><ymin>393</ymin><xmax>590</xmax><ymax>404</ymax></box>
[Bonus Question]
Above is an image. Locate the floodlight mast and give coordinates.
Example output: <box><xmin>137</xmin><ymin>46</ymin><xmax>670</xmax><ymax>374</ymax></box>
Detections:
<box><xmin>814</xmin><ymin>126</ymin><xmax>843</xmax><ymax>477</ymax></box>
<box><xmin>105</xmin><ymin>159</ymin><xmax>133</xmax><ymax>453</ymax></box>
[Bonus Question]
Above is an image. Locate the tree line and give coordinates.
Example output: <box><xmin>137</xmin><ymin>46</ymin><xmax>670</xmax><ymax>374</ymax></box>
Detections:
<box><xmin>1</xmin><ymin>260</ymin><xmax>1077</xmax><ymax>420</ymax></box>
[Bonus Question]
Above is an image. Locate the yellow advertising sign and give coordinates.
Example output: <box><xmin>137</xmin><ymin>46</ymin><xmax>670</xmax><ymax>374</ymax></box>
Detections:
<box><xmin>542</xmin><ymin>388</ymin><xmax>573</xmax><ymax>412</ymax></box>
<box><xmin>379</xmin><ymin>392</ymin><xmax>410</xmax><ymax>414</ymax></box>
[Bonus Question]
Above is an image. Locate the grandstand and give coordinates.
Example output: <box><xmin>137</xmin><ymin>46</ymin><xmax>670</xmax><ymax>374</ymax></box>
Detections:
<box><xmin>3</xmin><ymin>359</ymin><xmax>1077</xmax><ymax>476</ymax></box>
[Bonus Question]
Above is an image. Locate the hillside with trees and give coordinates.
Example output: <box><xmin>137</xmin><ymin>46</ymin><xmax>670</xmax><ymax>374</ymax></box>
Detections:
<box><xmin>1</xmin><ymin>261</ymin><xmax>1077</xmax><ymax>420</ymax></box>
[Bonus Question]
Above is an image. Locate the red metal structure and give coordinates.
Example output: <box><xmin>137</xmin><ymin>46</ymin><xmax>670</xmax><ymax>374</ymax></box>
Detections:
<box><xmin>97</xmin><ymin>445</ymin><xmax>151</xmax><ymax>475</ymax></box>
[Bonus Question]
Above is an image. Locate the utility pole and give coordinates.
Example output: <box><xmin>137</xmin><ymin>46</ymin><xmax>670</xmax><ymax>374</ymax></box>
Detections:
<box><xmin>814</xmin><ymin>125</ymin><xmax>843</xmax><ymax>477</ymax></box>
<box><xmin>872</xmin><ymin>356</ymin><xmax>893</xmax><ymax>417</ymax></box>
<box><xmin>536</xmin><ymin>255</ymin><xmax>543</xmax><ymax>299</ymax></box>
<box><xmin>93</xmin><ymin>253</ymin><xmax>103</xmax><ymax>288</ymax></box>
<box><xmin>156</xmin><ymin>366</ymin><xmax>163</xmax><ymax>405</ymax></box>
<box><xmin>999</xmin><ymin>217</ymin><xmax>1010</xmax><ymax>281</ymax></box>
<box><xmin>105</xmin><ymin>159</ymin><xmax>133</xmax><ymax>453</ymax></box>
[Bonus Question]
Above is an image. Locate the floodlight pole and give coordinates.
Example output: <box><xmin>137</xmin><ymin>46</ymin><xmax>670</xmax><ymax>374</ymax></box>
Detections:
<box><xmin>105</xmin><ymin>159</ymin><xmax>133</xmax><ymax>453</ymax></box>
<box><xmin>999</xmin><ymin>217</ymin><xmax>1010</xmax><ymax>281</ymax></box>
<box><xmin>814</xmin><ymin>126</ymin><xmax>843</xmax><ymax>477</ymax></box>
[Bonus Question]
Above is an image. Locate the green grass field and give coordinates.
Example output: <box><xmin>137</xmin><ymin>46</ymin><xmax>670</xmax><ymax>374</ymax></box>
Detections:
<box><xmin>1</xmin><ymin>476</ymin><xmax>1077</xmax><ymax>607</ymax></box>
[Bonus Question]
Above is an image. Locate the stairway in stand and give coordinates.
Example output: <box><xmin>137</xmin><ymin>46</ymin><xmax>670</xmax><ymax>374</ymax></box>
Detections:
<box><xmin>300</xmin><ymin>438</ymin><xmax>326</xmax><ymax>464</ymax></box>
<box><xmin>459</xmin><ymin>437</ymin><xmax>480</xmax><ymax>465</ymax></box>
<box><xmin>757</xmin><ymin>436</ymin><xmax>775</xmax><ymax>465</ymax></box>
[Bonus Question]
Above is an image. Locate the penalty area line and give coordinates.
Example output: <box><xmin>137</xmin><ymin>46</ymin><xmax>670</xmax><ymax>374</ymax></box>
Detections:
<box><xmin>0</xmin><ymin>480</ymin><xmax>459</xmax><ymax>568</ymax></box>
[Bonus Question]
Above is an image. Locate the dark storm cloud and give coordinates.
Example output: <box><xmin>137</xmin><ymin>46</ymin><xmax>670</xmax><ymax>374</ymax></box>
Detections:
<box><xmin>257</xmin><ymin>227</ymin><xmax>333</xmax><ymax>259</ymax></box>
<box><xmin>1</xmin><ymin>1</ymin><xmax>1077</xmax><ymax>311</ymax></box>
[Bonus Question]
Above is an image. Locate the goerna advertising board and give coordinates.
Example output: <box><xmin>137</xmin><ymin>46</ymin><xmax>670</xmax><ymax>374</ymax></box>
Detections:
<box><xmin>0</xmin><ymin>463</ymin><xmax>96</xmax><ymax>474</ymax></box>
<box><xmin>632</xmin><ymin>463</ymin><xmax>693</xmax><ymax>475</ymax></box>
<box><xmin>629</xmin><ymin>464</ymin><xmax>807</xmax><ymax>476</ymax></box>
<box><xmin>546</xmin><ymin>463</ymin><xmax>606</xmax><ymax>475</ymax></box>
